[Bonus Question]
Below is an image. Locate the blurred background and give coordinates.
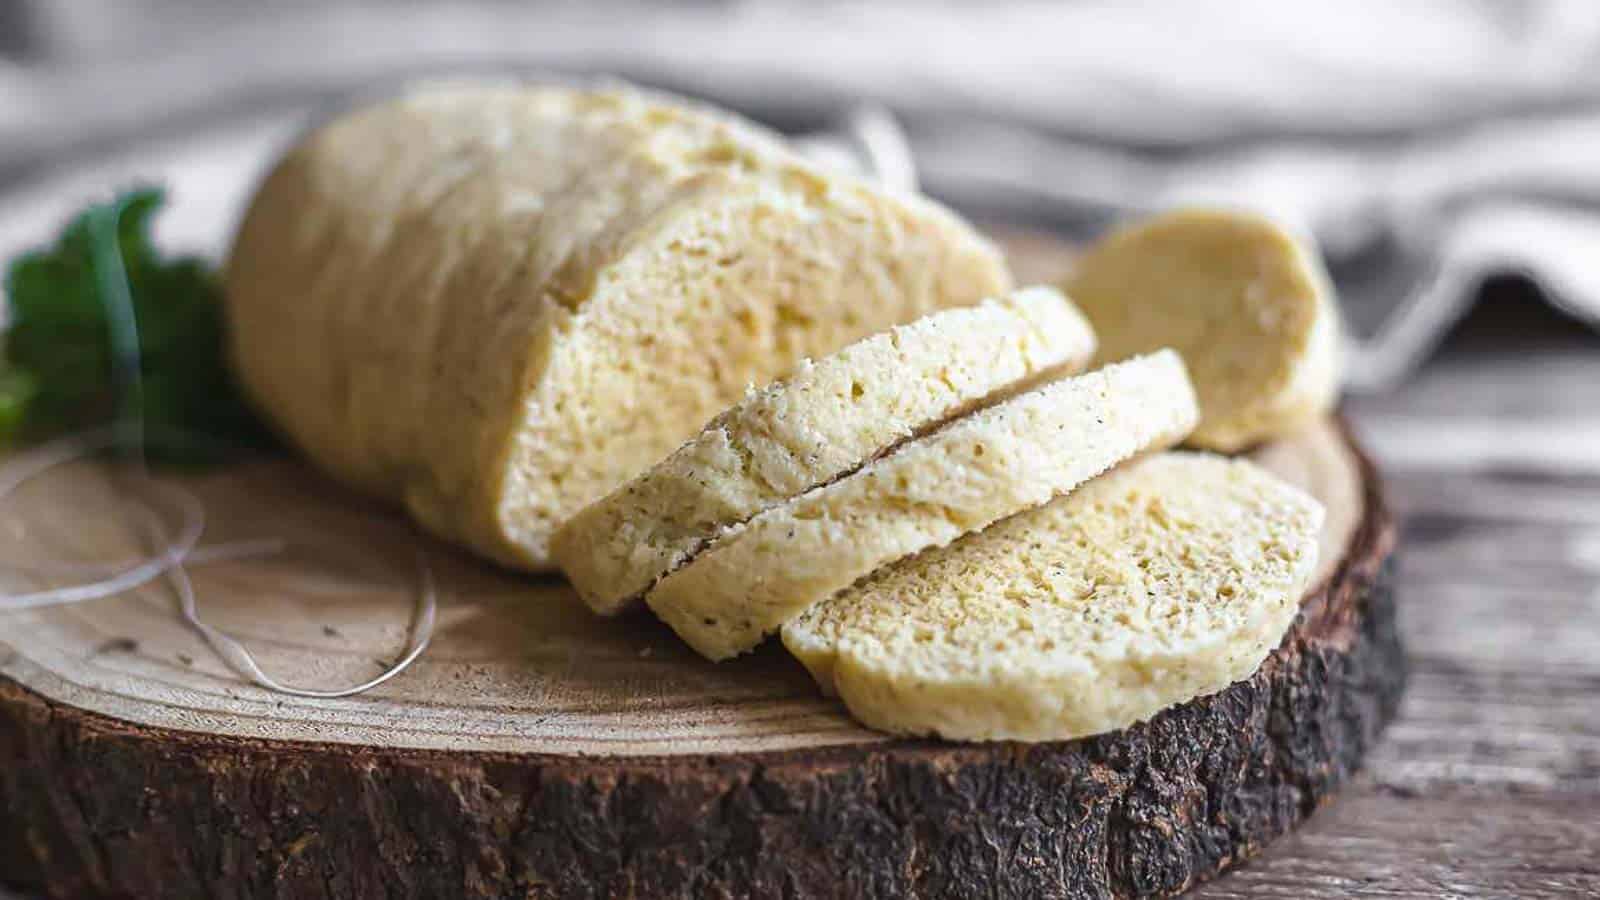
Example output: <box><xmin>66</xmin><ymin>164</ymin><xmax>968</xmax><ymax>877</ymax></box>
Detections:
<box><xmin>3</xmin><ymin>0</ymin><xmax>1600</xmax><ymax>400</ymax></box>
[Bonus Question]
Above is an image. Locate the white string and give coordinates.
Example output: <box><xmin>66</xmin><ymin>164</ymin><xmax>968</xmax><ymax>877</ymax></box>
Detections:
<box><xmin>0</xmin><ymin>424</ymin><xmax>284</xmax><ymax>576</ymax></box>
<box><xmin>0</xmin><ymin>427</ymin><xmax>276</xmax><ymax>602</ymax></box>
<box><xmin>170</xmin><ymin>547</ymin><xmax>437</xmax><ymax>699</ymax></box>
<box><xmin>0</xmin><ymin>427</ymin><xmax>202</xmax><ymax>610</ymax></box>
<box><xmin>0</xmin><ymin>429</ymin><xmax>439</xmax><ymax>697</ymax></box>
<box><xmin>5</xmin><ymin>536</ymin><xmax>285</xmax><ymax>576</ymax></box>
<box><xmin>0</xmin><ymin>199</ymin><xmax>437</xmax><ymax>698</ymax></box>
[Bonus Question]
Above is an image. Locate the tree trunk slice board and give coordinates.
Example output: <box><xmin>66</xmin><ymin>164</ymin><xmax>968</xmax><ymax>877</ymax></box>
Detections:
<box><xmin>0</xmin><ymin>412</ymin><xmax>1400</xmax><ymax>899</ymax></box>
<box><xmin>0</xmin><ymin>218</ymin><xmax>1398</xmax><ymax>900</ymax></box>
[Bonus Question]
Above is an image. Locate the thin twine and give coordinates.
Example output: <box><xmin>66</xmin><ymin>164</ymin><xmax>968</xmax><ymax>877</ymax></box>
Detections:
<box><xmin>0</xmin><ymin>201</ymin><xmax>436</xmax><ymax>698</ymax></box>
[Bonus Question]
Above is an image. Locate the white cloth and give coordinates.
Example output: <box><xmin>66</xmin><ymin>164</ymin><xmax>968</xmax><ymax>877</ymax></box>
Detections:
<box><xmin>2</xmin><ymin>0</ymin><xmax>1598</xmax><ymax>386</ymax></box>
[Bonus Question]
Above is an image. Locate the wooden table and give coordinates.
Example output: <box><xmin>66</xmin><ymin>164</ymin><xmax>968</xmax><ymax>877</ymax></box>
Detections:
<box><xmin>1192</xmin><ymin>280</ymin><xmax>1600</xmax><ymax>898</ymax></box>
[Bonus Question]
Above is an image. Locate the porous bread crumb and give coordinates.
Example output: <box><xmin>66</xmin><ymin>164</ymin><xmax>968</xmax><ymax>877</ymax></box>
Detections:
<box><xmin>782</xmin><ymin>452</ymin><xmax>1325</xmax><ymax>742</ymax></box>
<box><xmin>553</xmin><ymin>287</ymin><xmax>1097</xmax><ymax>615</ymax></box>
<box><xmin>648</xmin><ymin>350</ymin><xmax>1199</xmax><ymax>660</ymax></box>
<box><xmin>225</xmin><ymin>82</ymin><xmax>1011</xmax><ymax>571</ymax></box>
<box><xmin>1065</xmin><ymin>208</ymin><xmax>1340</xmax><ymax>452</ymax></box>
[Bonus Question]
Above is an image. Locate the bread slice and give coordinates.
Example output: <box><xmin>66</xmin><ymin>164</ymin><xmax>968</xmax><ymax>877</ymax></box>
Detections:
<box><xmin>553</xmin><ymin>287</ymin><xmax>1097</xmax><ymax>615</ymax></box>
<box><xmin>648</xmin><ymin>350</ymin><xmax>1199</xmax><ymax>660</ymax></box>
<box><xmin>225</xmin><ymin>82</ymin><xmax>1010</xmax><ymax>571</ymax></box>
<box><xmin>782</xmin><ymin>452</ymin><xmax>1324</xmax><ymax>741</ymax></box>
<box><xmin>1065</xmin><ymin>209</ymin><xmax>1339</xmax><ymax>452</ymax></box>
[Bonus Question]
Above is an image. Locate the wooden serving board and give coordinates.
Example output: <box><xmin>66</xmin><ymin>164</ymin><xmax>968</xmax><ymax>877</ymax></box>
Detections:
<box><xmin>0</xmin><ymin>412</ymin><xmax>1400</xmax><ymax>899</ymax></box>
<box><xmin>0</xmin><ymin>198</ymin><xmax>1396</xmax><ymax>900</ymax></box>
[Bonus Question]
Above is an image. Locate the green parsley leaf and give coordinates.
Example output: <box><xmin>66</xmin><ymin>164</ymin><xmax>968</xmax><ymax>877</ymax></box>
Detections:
<box><xmin>0</xmin><ymin>187</ymin><xmax>278</xmax><ymax>462</ymax></box>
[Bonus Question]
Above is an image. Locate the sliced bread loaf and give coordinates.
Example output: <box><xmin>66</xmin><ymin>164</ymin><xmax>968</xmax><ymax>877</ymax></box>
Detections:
<box><xmin>1065</xmin><ymin>209</ymin><xmax>1339</xmax><ymax>452</ymax></box>
<box><xmin>553</xmin><ymin>287</ymin><xmax>1097</xmax><ymax>615</ymax></box>
<box><xmin>225</xmin><ymin>82</ymin><xmax>1010</xmax><ymax>571</ymax></box>
<box><xmin>648</xmin><ymin>350</ymin><xmax>1199</xmax><ymax>660</ymax></box>
<box><xmin>782</xmin><ymin>452</ymin><xmax>1325</xmax><ymax>741</ymax></box>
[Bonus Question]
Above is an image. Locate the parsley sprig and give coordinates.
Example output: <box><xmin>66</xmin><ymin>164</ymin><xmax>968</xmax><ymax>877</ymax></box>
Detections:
<box><xmin>0</xmin><ymin>188</ymin><xmax>276</xmax><ymax>461</ymax></box>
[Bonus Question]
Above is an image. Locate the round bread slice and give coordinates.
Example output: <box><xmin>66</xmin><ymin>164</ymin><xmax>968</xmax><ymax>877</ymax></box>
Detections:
<box><xmin>782</xmin><ymin>452</ymin><xmax>1325</xmax><ymax>741</ymax></box>
<box><xmin>553</xmin><ymin>287</ymin><xmax>1097</xmax><ymax>615</ymax></box>
<box><xmin>1065</xmin><ymin>208</ymin><xmax>1340</xmax><ymax>452</ymax></box>
<box><xmin>648</xmin><ymin>350</ymin><xmax>1199</xmax><ymax>660</ymax></box>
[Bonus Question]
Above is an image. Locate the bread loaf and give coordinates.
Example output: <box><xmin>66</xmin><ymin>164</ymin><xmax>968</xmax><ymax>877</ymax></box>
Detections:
<box><xmin>1065</xmin><ymin>209</ymin><xmax>1339</xmax><ymax>451</ymax></box>
<box><xmin>782</xmin><ymin>452</ymin><xmax>1325</xmax><ymax>741</ymax></box>
<box><xmin>553</xmin><ymin>287</ymin><xmax>1096</xmax><ymax>614</ymax></box>
<box><xmin>649</xmin><ymin>350</ymin><xmax>1199</xmax><ymax>660</ymax></box>
<box><xmin>225</xmin><ymin>82</ymin><xmax>1010</xmax><ymax>570</ymax></box>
